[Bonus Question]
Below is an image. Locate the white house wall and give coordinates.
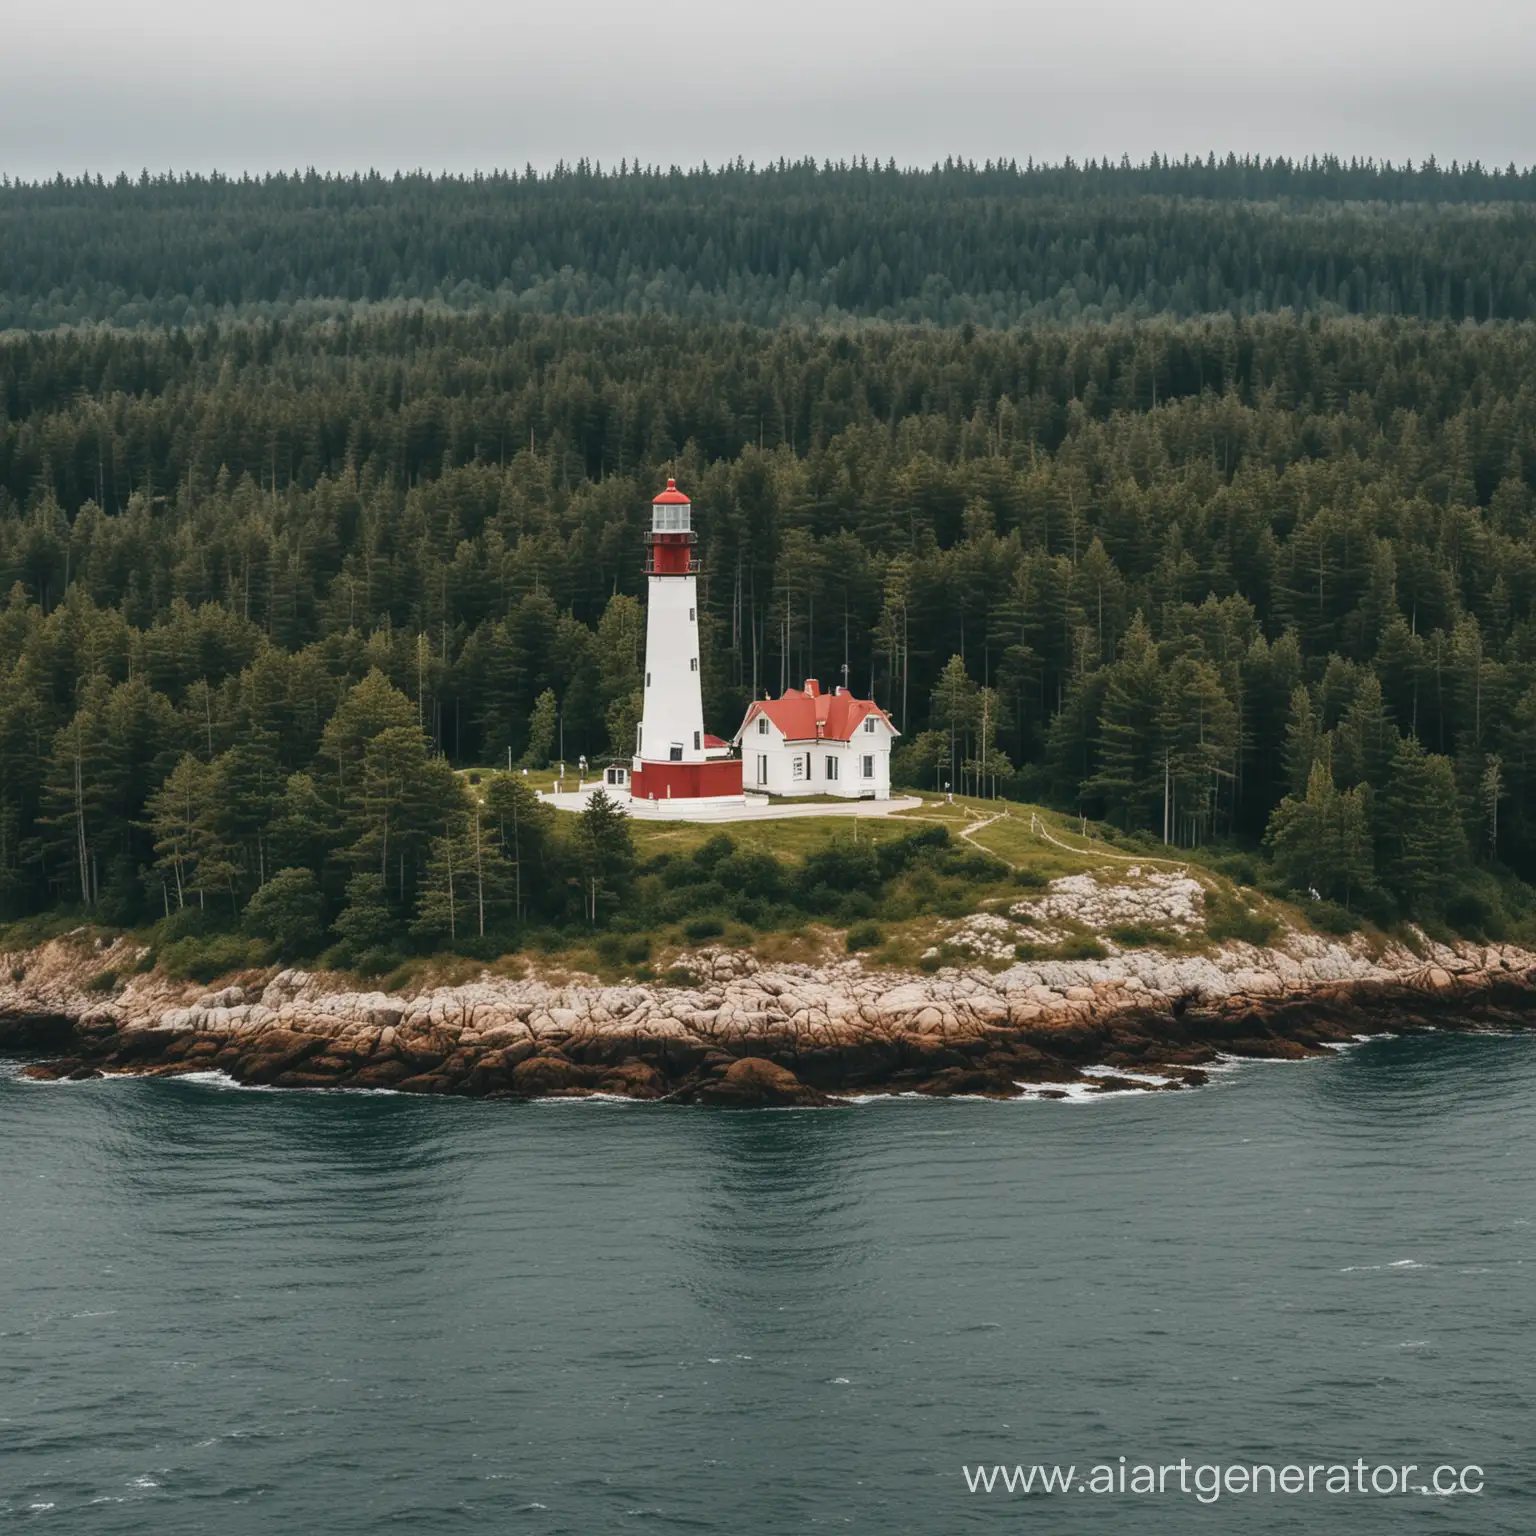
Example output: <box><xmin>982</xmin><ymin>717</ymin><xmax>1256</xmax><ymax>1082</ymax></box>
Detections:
<box><xmin>740</xmin><ymin>717</ymin><xmax>895</xmax><ymax>799</ymax></box>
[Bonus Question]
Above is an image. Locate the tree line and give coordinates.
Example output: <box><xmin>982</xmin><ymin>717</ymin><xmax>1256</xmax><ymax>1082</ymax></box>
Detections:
<box><xmin>4</xmin><ymin>308</ymin><xmax>1536</xmax><ymax>938</ymax></box>
<box><xmin>4</xmin><ymin>157</ymin><xmax>1535</xmax><ymax>329</ymax></box>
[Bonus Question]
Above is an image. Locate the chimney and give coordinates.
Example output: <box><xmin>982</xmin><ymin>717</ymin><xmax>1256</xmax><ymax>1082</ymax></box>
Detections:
<box><xmin>804</xmin><ymin>678</ymin><xmax>820</xmax><ymax>697</ymax></box>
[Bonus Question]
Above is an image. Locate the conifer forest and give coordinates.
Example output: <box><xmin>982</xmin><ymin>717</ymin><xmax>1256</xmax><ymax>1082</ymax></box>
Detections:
<box><xmin>4</xmin><ymin>156</ymin><xmax>1536</xmax><ymax>957</ymax></box>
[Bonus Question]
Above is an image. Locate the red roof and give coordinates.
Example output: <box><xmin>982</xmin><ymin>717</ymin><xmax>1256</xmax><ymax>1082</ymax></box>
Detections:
<box><xmin>736</xmin><ymin>681</ymin><xmax>898</xmax><ymax>744</ymax></box>
<box><xmin>703</xmin><ymin>734</ymin><xmax>729</xmax><ymax>749</ymax></box>
<box><xmin>652</xmin><ymin>478</ymin><xmax>691</xmax><ymax>505</ymax></box>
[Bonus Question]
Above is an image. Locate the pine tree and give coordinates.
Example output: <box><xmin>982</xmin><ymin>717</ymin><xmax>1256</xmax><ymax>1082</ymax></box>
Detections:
<box><xmin>333</xmin><ymin>871</ymin><xmax>396</xmax><ymax>952</ymax></box>
<box><xmin>242</xmin><ymin>867</ymin><xmax>324</xmax><ymax>955</ymax></box>
<box><xmin>575</xmin><ymin>788</ymin><xmax>634</xmax><ymax>924</ymax></box>
<box><xmin>523</xmin><ymin>689</ymin><xmax>559</xmax><ymax>770</ymax></box>
<box><xmin>1265</xmin><ymin>761</ymin><xmax>1374</xmax><ymax>907</ymax></box>
<box><xmin>483</xmin><ymin>772</ymin><xmax>551</xmax><ymax>923</ymax></box>
<box><xmin>1281</xmin><ymin>686</ymin><xmax>1324</xmax><ymax>797</ymax></box>
<box><xmin>1380</xmin><ymin>736</ymin><xmax>1468</xmax><ymax>910</ymax></box>
<box><xmin>1333</xmin><ymin>674</ymin><xmax>1398</xmax><ymax>790</ymax></box>
<box><xmin>929</xmin><ymin>655</ymin><xmax>977</xmax><ymax>795</ymax></box>
<box><xmin>1091</xmin><ymin>613</ymin><xmax>1161</xmax><ymax>830</ymax></box>
<box><xmin>145</xmin><ymin>754</ymin><xmax>211</xmax><ymax>912</ymax></box>
<box><xmin>345</xmin><ymin>726</ymin><xmax>462</xmax><ymax>902</ymax></box>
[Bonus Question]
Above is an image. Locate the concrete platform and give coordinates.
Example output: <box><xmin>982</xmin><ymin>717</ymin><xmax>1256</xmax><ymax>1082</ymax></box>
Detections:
<box><xmin>538</xmin><ymin>786</ymin><xmax>923</xmax><ymax>822</ymax></box>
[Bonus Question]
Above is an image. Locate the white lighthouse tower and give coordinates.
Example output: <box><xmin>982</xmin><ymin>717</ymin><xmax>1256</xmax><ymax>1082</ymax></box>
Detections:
<box><xmin>630</xmin><ymin>480</ymin><xmax>743</xmax><ymax>802</ymax></box>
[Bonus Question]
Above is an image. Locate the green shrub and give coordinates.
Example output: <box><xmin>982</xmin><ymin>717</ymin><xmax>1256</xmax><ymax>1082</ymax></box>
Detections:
<box><xmin>917</xmin><ymin>950</ymin><xmax>942</xmax><ymax>973</ymax></box>
<box><xmin>691</xmin><ymin>833</ymin><xmax>737</xmax><ymax>872</ymax></box>
<box><xmin>243</xmin><ymin>868</ymin><xmax>325</xmax><ymax>957</ymax></box>
<box><xmin>1016</xmin><ymin>934</ymin><xmax>1108</xmax><ymax>962</ymax></box>
<box><xmin>1014</xmin><ymin>867</ymin><xmax>1049</xmax><ymax>889</ymax></box>
<box><xmin>597</xmin><ymin>932</ymin><xmax>652</xmax><ymax>969</ymax></box>
<box><xmin>1056</xmin><ymin>933</ymin><xmax>1108</xmax><ymax>960</ymax></box>
<box><xmin>683</xmin><ymin>915</ymin><xmax>725</xmax><ymax>943</ymax></box>
<box><xmin>1204</xmin><ymin>892</ymin><xmax>1278</xmax><ymax>946</ymax></box>
<box><xmin>1107</xmin><ymin>923</ymin><xmax>1177</xmax><ymax>948</ymax></box>
<box><xmin>84</xmin><ymin>969</ymin><xmax>119</xmax><ymax>993</ymax></box>
<box><xmin>941</xmin><ymin>849</ymin><xmax>1011</xmax><ymax>882</ymax></box>
<box><xmin>1309</xmin><ymin>901</ymin><xmax>1360</xmax><ymax>936</ymax></box>
<box><xmin>846</xmin><ymin>922</ymin><xmax>882</xmax><ymax>952</ymax></box>
<box><xmin>1444</xmin><ymin>886</ymin><xmax>1506</xmax><ymax>940</ymax></box>
<box><xmin>797</xmin><ymin>842</ymin><xmax>881</xmax><ymax>900</ymax></box>
<box><xmin>159</xmin><ymin>933</ymin><xmax>267</xmax><ymax>983</ymax></box>
<box><xmin>1212</xmin><ymin>852</ymin><xmax>1260</xmax><ymax>886</ymax></box>
<box><xmin>152</xmin><ymin>906</ymin><xmax>217</xmax><ymax>944</ymax></box>
<box><xmin>874</xmin><ymin>823</ymin><xmax>949</xmax><ymax>879</ymax></box>
<box><xmin>663</xmin><ymin>966</ymin><xmax>698</xmax><ymax>987</ymax></box>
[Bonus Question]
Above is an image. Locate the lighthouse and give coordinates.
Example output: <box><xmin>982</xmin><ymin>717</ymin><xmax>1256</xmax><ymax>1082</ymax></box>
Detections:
<box><xmin>630</xmin><ymin>481</ymin><xmax>744</xmax><ymax>802</ymax></box>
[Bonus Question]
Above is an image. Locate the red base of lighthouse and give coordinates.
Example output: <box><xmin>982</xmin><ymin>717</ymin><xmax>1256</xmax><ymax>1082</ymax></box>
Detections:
<box><xmin>630</xmin><ymin>759</ymin><xmax>744</xmax><ymax>800</ymax></box>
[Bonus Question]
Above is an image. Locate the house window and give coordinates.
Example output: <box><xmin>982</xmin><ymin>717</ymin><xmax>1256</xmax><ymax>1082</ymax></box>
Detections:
<box><xmin>669</xmin><ymin>744</ymin><xmax>683</xmax><ymax>762</ymax></box>
<box><xmin>694</xmin><ymin>731</ymin><xmax>701</xmax><ymax>750</ymax></box>
<box><xmin>757</xmin><ymin>754</ymin><xmax>767</xmax><ymax>785</ymax></box>
<box><xmin>646</xmin><ymin>672</ymin><xmax>651</xmax><ymax>686</ymax></box>
<box><xmin>689</xmin><ymin>607</ymin><xmax>695</xmax><ymax>621</ymax></box>
<box><xmin>864</xmin><ymin>716</ymin><xmax>876</xmax><ymax>733</ymax></box>
<box><xmin>826</xmin><ymin>756</ymin><xmax>839</xmax><ymax>781</ymax></box>
<box><xmin>757</xmin><ymin>716</ymin><xmax>769</xmax><ymax>735</ymax></box>
<box><xmin>690</xmin><ymin>657</ymin><xmax>698</xmax><ymax>672</ymax></box>
<box><xmin>862</xmin><ymin>755</ymin><xmax>874</xmax><ymax>777</ymax></box>
<box><xmin>792</xmin><ymin>756</ymin><xmax>804</xmax><ymax>781</ymax></box>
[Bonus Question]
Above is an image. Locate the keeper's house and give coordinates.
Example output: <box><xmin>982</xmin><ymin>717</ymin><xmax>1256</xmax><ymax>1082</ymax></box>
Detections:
<box><xmin>733</xmin><ymin>680</ymin><xmax>899</xmax><ymax>800</ymax></box>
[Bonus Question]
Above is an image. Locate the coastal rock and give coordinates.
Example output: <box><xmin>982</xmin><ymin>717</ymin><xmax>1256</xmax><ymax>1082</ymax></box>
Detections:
<box><xmin>511</xmin><ymin>1055</ymin><xmax>597</xmax><ymax>1096</ymax></box>
<box><xmin>685</xmin><ymin>1056</ymin><xmax>837</xmax><ymax>1108</ymax></box>
<box><xmin>6</xmin><ymin>902</ymin><xmax>1536</xmax><ymax>1105</ymax></box>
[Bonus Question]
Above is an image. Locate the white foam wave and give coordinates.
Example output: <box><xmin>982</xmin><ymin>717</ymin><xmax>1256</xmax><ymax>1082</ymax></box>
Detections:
<box><xmin>1081</xmin><ymin>1065</ymin><xmax>1177</xmax><ymax>1085</ymax></box>
<box><xmin>173</xmin><ymin>1070</ymin><xmax>411</xmax><ymax>1097</ymax></box>
<box><xmin>530</xmin><ymin>1092</ymin><xmax>642</xmax><ymax>1106</ymax></box>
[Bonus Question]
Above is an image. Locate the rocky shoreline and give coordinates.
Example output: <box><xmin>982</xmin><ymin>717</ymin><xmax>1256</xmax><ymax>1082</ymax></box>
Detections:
<box><xmin>4</xmin><ymin>923</ymin><xmax>1536</xmax><ymax>1107</ymax></box>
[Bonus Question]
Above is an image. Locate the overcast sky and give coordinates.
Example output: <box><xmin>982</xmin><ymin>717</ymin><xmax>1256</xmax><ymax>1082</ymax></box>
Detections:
<box><xmin>4</xmin><ymin>0</ymin><xmax>1532</xmax><ymax>181</ymax></box>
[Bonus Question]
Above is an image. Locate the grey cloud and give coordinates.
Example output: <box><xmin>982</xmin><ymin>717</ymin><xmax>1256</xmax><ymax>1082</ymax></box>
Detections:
<box><xmin>3</xmin><ymin>0</ymin><xmax>1533</xmax><ymax>178</ymax></box>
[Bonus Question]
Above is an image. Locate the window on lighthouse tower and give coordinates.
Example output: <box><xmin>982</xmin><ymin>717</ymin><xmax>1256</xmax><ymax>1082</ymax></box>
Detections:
<box><xmin>653</xmin><ymin>503</ymin><xmax>691</xmax><ymax>533</ymax></box>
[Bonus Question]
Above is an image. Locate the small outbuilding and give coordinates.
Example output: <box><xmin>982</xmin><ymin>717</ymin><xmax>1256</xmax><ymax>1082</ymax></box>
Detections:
<box><xmin>733</xmin><ymin>680</ymin><xmax>899</xmax><ymax>799</ymax></box>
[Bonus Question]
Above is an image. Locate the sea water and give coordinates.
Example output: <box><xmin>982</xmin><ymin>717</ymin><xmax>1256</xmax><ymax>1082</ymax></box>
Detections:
<box><xmin>1</xmin><ymin>1034</ymin><xmax>1532</xmax><ymax>1533</ymax></box>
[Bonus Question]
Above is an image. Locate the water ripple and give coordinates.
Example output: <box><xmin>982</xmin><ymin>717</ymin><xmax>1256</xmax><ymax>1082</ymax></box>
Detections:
<box><xmin>1</xmin><ymin>1033</ymin><xmax>1533</xmax><ymax>1533</ymax></box>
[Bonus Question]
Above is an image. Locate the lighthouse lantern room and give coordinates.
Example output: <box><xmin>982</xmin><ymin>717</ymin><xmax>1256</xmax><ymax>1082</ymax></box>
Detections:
<box><xmin>630</xmin><ymin>481</ymin><xmax>744</xmax><ymax>802</ymax></box>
